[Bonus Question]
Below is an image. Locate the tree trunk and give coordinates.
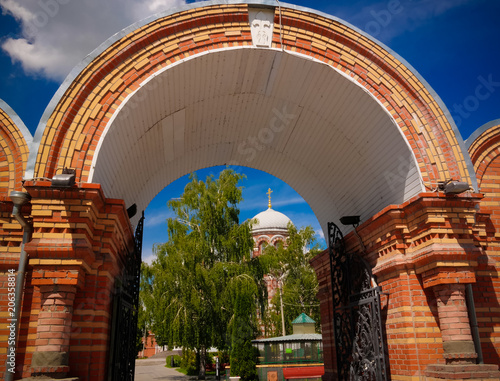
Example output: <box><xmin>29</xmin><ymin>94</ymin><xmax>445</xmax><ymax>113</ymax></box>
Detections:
<box><xmin>198</xmin><ymin>346</ymin><xmax>206</xmax><ymax>380</ymax></box>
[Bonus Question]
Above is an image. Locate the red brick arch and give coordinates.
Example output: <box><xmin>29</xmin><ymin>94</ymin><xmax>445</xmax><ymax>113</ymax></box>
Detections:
<box><xmin>468</xmin><ymin>120</ymin><xmax>500</xmax><ymax>188</ymax></box>
<box><xmin>27</xmin><ymin>2</ymin><xmax>475</xmax><ymax>191</ymax></box>
<box><xmin>0</xmin><ymin>100</ymin><xmax>32</xmax><ymax>196</ymax></box>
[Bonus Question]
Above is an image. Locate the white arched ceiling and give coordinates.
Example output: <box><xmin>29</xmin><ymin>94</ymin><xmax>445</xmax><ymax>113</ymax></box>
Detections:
<box><xmin>90</xmin><ymin>48</ymin><xmax>423</xmax><ymax>233</ymax></box>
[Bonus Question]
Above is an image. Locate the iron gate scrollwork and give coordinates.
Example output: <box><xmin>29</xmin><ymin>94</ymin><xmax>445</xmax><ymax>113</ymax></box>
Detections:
<box><xmin>328</xmin><ymin>222</ymin><xmax>387</xmax><ymax>381</ymax></box>
<box><xmin>109</xmin><ymin>211</ymin><xmax>144</xmax><ymax>381</ymax></box>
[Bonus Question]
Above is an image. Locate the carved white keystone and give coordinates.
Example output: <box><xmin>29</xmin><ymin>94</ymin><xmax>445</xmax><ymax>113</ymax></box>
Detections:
<box><xmin>249</xmin><ymin>8</ymin><xmax>274</xmax><ymax>47</ymax></box>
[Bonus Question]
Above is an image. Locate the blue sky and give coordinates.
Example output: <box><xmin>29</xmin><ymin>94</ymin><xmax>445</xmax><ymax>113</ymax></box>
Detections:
<box><xmin>1</xmin><ymin>0</ymin><xmax>499</xmax><ymax>262</ymax></box>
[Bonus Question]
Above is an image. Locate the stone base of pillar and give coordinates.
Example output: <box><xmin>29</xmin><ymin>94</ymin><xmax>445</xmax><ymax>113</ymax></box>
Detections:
<box><xmin>425</xmin><ymin>364</ymin><xmax>500</xmax><ymax>380</ymax></box>
<box><xmin>443</xmin><ymin>341</ymin><xmax>478</xmax><ymax>365</ymax></box>
<box><xmin>25</xmin><ymin>351</ymin><xmax>73</xmax><ymax>380</ymax></box>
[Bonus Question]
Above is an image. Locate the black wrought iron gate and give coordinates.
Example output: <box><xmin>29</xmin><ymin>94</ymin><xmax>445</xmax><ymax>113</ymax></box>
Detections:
<box><xmin>328</xmin><ymin>222</ymin><xmax>387</xmax><ymax>381</ymax></box>
<box><xmin>108</xmin><ymin>212</ymin><xmax>144</xmax><ymax>381</ymax></box>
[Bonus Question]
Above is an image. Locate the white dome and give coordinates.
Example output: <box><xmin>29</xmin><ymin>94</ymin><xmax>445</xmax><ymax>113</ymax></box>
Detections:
<box><xmin>252</xmin><ymin>208</ymin><xmax>292</xmax><ymax>232</ymax></box>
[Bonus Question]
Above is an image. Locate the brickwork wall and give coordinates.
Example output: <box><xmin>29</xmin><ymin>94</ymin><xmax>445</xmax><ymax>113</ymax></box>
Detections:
<box><xmin>311</xmin><ymin>192</ymin><xmax>495</xmax><ymax>380</ymax></box>
<box><xmin>0</xmin><ymin>181</ymin><xmax>135</xmax><ymax>380</ymax></box>
<box><xmin>469</xmin><ymin>123</ymin><xmax>500</xmax><ymax>367</ymax></box>
<box><xmin>0</xmin><ymin>103</ymin><xmax>33</xmax><ymax>377</ymax></box>
<box><xmin>0</xmin><ymin>200</ymin><xmax>31</xmax><ymax>379</ymax></box>
<box><xmin>310</xmin><ymin>250</ymin><xmax>335</xmax><ymax>380</ymax></box>
<box><xmin>30</xmin><ymin>3</ymin><xmax>473</xmax><ymax>189</ymax></box>
<box><xmin>140</xmin><ymin>332</ymin><xmax>159</xmax><ymax>358</ymax></box>
<box><xmin>0</xmin><ymin>103</ymin><xmax>30</xmax><ymax>195</ymax></box>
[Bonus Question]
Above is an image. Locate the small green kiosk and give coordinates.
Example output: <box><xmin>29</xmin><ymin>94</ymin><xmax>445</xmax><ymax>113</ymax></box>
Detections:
<box><xmin>252</xmin><ymin>314</ymin><xmax>324</xmax><ymax>381</ymax></box>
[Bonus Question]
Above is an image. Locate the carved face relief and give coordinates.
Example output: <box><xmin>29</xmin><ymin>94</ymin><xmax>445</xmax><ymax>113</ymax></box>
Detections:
<box><xmin>250</xmin><ymin>9</ymin><xmax>274</xmax><ymax>48</ymax></box>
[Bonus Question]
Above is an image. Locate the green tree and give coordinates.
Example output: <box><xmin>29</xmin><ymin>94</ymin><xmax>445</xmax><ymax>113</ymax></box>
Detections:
<box><xmin>261</xmin><ymin>224</ymin><xmax>322</xmax><ymax>336</ymax></box>
<box><xmin>229</xmin><ymin>276</ymin><xmax>259</xmax><ymax>381</ymax></box>
<box><xmin>137</xmin><ymin>262</ymin><xmax>154</xmax><ymax>357</ymax></box>
<box><xmin>141</xmin><ymin>169</ymin><xmax>264</xmax><ymax>379</ymax></box>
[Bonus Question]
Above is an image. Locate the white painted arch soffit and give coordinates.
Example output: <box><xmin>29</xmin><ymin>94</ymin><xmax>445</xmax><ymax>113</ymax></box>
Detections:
<box><xmin>90</xmin><ymin>47</ymin><xmax>424</xmax><ymax>232</ymax></box>
<box><xmin>26</xmin><ymin>1</ymin><xmax>476</xmax><ymax>192</ymax></box>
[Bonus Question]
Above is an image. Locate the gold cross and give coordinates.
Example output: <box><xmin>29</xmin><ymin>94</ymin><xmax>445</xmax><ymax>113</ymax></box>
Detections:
<box><xmin>267</xmin><ymin>188</ymin><xmax>273</xmax><ymax>208</ymax></box>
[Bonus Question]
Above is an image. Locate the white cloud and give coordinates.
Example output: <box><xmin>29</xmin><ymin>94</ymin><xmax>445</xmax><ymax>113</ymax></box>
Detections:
<box><xmin>1</xmin><ymin>0</ymin><xmax>187</xmax><ymax>81</ymax></box>
<box><xmin>141</xmin><ymin>247</ymin><xmax>156</xmax><ymax>265</ymax></box>
<box><xmin>315</xmin><ymin>228</ymin><xmax>325</xmax><ymax>240</ymax></box>
<box><xmin>272</xmin><ymin>197</ymin><xmax>307</xmax><ymax>208</ymax></box>
<box><xmin>145</xmin><ymin>209</ymin><xmax>174</xmax><ymax>227</ymax></box>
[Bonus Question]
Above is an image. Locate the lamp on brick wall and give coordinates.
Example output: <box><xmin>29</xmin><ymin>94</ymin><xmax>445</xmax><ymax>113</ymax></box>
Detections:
<box><xmin>339</xmin><ymin>215</ymin><xmax>360</xmax><ymax>227</ymax></box>
<box><xmin>340</xmin><ymin>215</ymin><xmax>366</xmax><ymax>253</ymax></box>
<box><xmin>51</xmin><ymin>168</ymin><xmax>76</xmax><ymax>187</ymax></box>
<box><xmin>438</xmin><ymin>179</ymin><xmax>471</xmax><ymax>195</ymax></box>
<box><xmin>127</xmin><ymin>203</ymin><xmax>137</xmax><ymax>219</ymax></box>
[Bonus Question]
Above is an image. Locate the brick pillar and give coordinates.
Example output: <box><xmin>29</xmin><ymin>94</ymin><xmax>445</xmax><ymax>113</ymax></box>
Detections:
<box><xmin>26</xmin><ymin>265</ymin><xmax>84</xmax><ymax>380</ymax></box>
<box><xmin>30</xmin><ymin>285</ymin><xmax>77</xmax><ymax>378</ymax></box>
<box><xmin>432</xmin><ymin>283</ymin><xmax>477</xmax><ymax>364</ymax></box>
<box><xmin>310</xmin><ymin>250</ymin><xmax>336</xmax><ymax>381</ymax></box>
<box><xmin>424</xmin><ymin>280</ymin><xmax>500</xmax><ymax>379</ymax></box>
<box><xmin>19</xmin><ymin>181</ymin><xmax>135</xmax><ymax>381</ymax></box>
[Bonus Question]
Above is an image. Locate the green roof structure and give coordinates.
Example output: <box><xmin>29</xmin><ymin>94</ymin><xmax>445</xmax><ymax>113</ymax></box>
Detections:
<box><xmin>292</xmin><ymin>313</ymin><xmax>315</xmax><ymax>324</ymax></box>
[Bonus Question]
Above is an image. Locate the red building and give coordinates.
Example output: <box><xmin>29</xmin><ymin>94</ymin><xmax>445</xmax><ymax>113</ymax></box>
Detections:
<box><xmin>139</xmin><ymin>331</ymin><xmax>164</xmax><ymax>359</ymax></box>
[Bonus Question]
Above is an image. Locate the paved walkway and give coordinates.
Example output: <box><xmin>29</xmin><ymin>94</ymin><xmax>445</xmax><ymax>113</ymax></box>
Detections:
<box><xmin>135</xmin><ymin>358</ymin><xmax>193</xmax><ymax>381</ymax></box>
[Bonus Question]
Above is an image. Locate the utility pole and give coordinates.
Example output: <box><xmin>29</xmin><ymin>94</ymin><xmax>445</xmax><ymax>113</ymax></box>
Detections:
<box><xmin>279</xmin><ymin>280</ymin><xmax>286</xmax><ymax>336</ymax></box>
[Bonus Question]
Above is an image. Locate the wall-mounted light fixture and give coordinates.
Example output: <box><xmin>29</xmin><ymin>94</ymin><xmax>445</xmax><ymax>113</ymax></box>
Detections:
<box><xmin>339</xmin><ymin>215</ymin><xmax>360</xmax><ymax>227</ymax></box>
<box><xmin>340</xmin><ymin>215</ymin><xmax>366</xmax><ymax>253</ymax></box>
<box><xmin>438</xmin><ymin>179</ymin><xmax>471</xmax><ymax>195</ymax></box>
<box><xmin>51</xmin><ymin>168</ymin><xmax>76</xmax><ymax>188</ymax></box>
<box><xmin>127</xmin><ymin>204</ymin><xmax>137</xmax><ymax>219</ymax></box>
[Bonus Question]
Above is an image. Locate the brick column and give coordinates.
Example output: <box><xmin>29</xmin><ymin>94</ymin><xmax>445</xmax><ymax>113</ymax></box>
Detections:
<box><xmin>424</xmin><ymin>280</ymin><xmax>500</xmax><ymax>379</ymax></box>
<box><xmin>432</xmin><ymin>283</ymin><xmax>476</xmax><ymax>364</ymax></box>
<box><xmin>30</xmin><ymin>285</ymin><xmax>77</xmax><ymax>378</ymax></box>
<box><xmin>19</xmin><ymin>181</ymin><xmax>135</xmax><ymax>381</ymax></box>
<box><xmin>27</xmin><ymin>265</ymin><xmax>85</xmax><ymax>380</ymax></box>
<box><xmin>311</xmin><ymin>192</ymin><xmax>500</xmax><ymax>380</ymax></box>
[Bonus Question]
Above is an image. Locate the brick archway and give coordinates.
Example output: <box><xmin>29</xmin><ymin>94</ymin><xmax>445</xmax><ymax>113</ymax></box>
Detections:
<box><xmin>4</xmin><ymin>2</ymin><xmax>499</xmax><ymax>381</ymax></box>
<box><xmin>0</xmin><ymin>100</ymin><xmax>31</xmax><ymax>195</ymax></box>
<box><xmin>466</xmin><ymin>120</ymin><xmax>500</xmax><ymax>367</ymax></box>
<box><xmin>27</xmin><ymin>1</ymin><xmax>475</xmax><ymax>232</ymax></box>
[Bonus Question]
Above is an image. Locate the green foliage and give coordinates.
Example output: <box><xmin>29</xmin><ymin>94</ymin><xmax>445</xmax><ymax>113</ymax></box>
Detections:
<box><xmin>181</xmin><ymin>348</ymin><xmax>198</xmax><ymax>375</ymax></box>
<box><xmin>166</xmin><ymin>355</ymin><xmax>181</xmax><ymax>368</ymax></box>
<box><xmin>260</xmin><ymin>223</ymin><xmax>322</xmax><ymax>335</ymax></box>
<box><xmin>229</xmin><ymin>276</ymin><xmax>259</xmax><ymax>381</ymax></box>
<box><xmin>140</xmin><ymin>169</ymin><xmax>264</xmax><ymax>378</ymax></box>
<box><xmin>137</xmin><ymin>262</ymin><xmax>154</xmax><ymax>356</ymax></box>
<box><xmin>135</xmin><ymin>329</ymin><xmax>144</xmax><ymax>357</ymax></box>
<box><xmin>217</xmin><ymin>350</ymin><xmax>230</xmax><ymax>365</ymax></box>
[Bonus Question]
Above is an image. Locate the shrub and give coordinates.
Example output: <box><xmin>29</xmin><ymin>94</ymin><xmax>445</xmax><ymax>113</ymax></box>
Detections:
<box><xmin>180</xmin><ymin>348</ymin><xmax>198</xmax><ymax>376</ymax></box>
<box><xmin>166</xmin><ymin>354</ymin><xmax>181</xmax><ymax>368</ymax></box>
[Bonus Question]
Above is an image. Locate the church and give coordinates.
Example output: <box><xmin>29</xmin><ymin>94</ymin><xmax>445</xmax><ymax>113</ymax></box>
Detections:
<box><xmin>250</xmin><ymin>189</ymin><xmax>292</xmax><ymax>304</ymax></box>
